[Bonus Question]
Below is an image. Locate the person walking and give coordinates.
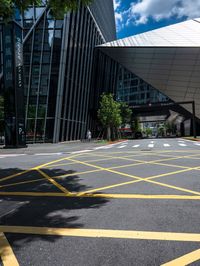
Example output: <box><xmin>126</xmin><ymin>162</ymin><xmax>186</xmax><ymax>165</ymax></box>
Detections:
<box><xmin>86</xmin><ymin>129</ymin><xmax>92</xmax><ymax>142</ymax></box>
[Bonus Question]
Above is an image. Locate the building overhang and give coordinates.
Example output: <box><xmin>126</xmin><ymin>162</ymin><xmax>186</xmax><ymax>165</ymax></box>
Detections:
<box><xmin>98</xmin><ymin>18</ymin><xmax>200</xmax><ymax>119</ymax></box>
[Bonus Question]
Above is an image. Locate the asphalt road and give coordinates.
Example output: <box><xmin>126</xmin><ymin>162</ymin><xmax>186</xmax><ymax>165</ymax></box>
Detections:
<box><xmin>0</xmin><ymin>138</ymin><xmax>200</xmax><ymax>266</ymax></box>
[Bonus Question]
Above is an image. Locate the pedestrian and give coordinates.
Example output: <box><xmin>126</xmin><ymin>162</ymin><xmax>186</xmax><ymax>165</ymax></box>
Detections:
<box><xmin>86</xmin><ymin>129</ymin><xmax>92</xmax><ymax>142</ymax></box>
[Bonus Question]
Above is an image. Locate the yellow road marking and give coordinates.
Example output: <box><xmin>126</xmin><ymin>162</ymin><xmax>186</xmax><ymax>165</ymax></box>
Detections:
<box><xmin>0</xmin><ymin>153</ymin><xmax>82</xmax><ymax>184</ymax></box>
<box><xmin>1</xmin><ymin>226</ymin><xmax>200</xmax><ymax>243</ymax></box>
<box><xmin>161</xmin><ymin>248</ymin><xmax>200</xmax><ymax>266</ymax></box>
<box><xmin>78</xmin><ymin>180</ymin><xmax>139</xmax><ymax>194</ymax></box>
<box><xmin>0</xmin><ymin>232</ymin><xmax>19</xmax><ymax>266</ymax></box>
<box><xmin>0</xmin><ymin>169</ymin><xmax>102</xmax><ymax>189</ymax></box>
<box><xmin>46</xmin><ymin>162</ymin><xmax>78</xmax><ymax>168</ymax></box>
<box><xmin>67</xmin><ymin>158</ymin><xmax>200</xmax><ymax>196</ymax></box>
<box><xmin>0</xmin><ymin>169</ymin><xmax>33</xmax><ymax>183</ymax></box>
<box><xmin>81</xmin><ymin>170</ymin><xmax>190</xmax><ymax>194</ymax></box>
<box><xmin>37</xmin><ymin>169</ymin><xmax>72</xmax><ymax>195</ymax></box>
<box><xmin>0</xmin><ymin>191</ymin><xmax>200</xmax><ymax>200</ymax></box>
<box><xmin>0</xmin><ymin>178</ymin><xmax>43</xmax><ymax>189</ymax></box>
<box><xmin>0</xmin><ymin>159</ymin><xmax>197</xmax><ymax>193</ymax></box>
<box><xmin>54</xmin><ymin>169</ymin><xmax>102</xmax><ymax>179</ymax></box>
<box><xmin>91</xmin><ymin>152</ymin><xmax>200</xmax><ymax>170</ymax></box>
<box><xmin>0</xmin><ymin>192</ymin><xmax>65</xmax><ymax>197</ymax></box>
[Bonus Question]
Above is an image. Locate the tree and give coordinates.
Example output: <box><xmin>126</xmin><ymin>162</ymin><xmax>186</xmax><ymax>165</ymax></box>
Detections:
<box><xmin>98</xmin><ymin>93</ymin><xmax>122</xmax><ymax>141</ymax></box>
<box><xmin>119</xmin><ymin>102</ymin><xmax>132</xmax><ymax>126</ymax></box>
<box><xmin>145</xmin><ymin>127</ymin><xmax>152</xmax><ymax>137</ymax></box>
<box><xmin>165</xmin><ymin>121</ymin><xmax>176</xmax><ymax>135</ymax></box>
<box><xmin>131</xmin><ymin>117</ymin><xmax>141</xmax><ymax>133</ymax></box>
<box><xmin>0</xmin><ymin>0</ymin><xmax>93</xmax><ymax>21</ymax></box>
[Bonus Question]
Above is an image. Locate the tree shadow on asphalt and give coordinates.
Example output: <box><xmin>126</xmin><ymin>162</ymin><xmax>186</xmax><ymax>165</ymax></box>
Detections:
<box><xmin>0</xmin><ymin>167</ymin><xmax>108</xmax><ymax>249</ymax></box>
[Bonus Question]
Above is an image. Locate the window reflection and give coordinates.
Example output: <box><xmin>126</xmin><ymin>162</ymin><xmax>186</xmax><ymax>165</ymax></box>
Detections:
<box><xmin>117</xmin><ymin>67</ymin><xmax>171</xmax><ymax>105</ymax></box>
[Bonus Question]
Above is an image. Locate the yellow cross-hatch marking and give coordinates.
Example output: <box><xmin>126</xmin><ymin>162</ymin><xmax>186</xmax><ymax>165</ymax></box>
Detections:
<box><xmin>161</xmin><ymin>248</ymin><xmax>200</xmax><ymax>266</ymax></box>
<box><xmin>1</xmin><ymin>191</ymin><xmax>200</xmax><ymax>200</ymax></box>
<box><xmin>0</xmin><ymin>154</ymin><xmax>200</xmax><ymax>193</ymax></box>
<box><xmin>36</xmin><ymin>169</ymin><xmax>72</xmax><ymax>195</ymax></box>
<box><xmin>66</xmin><ymin>157</ymin><xmax>200</xmax><ymax>196</ymax></box>
<box><xmin>0</xmin><ymin>153</ymin><xmax>84</xmax><ymax>183</ymax></box>
<box><xmin>1</xmin><ymin>226</ymin><xmax>200</xmax><ymax>242</ymax></box>
<box><xmin>0</xmin><ymin>232</ymin><xmax>19</xmax><ymax>266</ymax></box>
<box><xmin>1</xmin><ymin>149</ymin><xmax>200</xmax><ymax>198</ymax></box>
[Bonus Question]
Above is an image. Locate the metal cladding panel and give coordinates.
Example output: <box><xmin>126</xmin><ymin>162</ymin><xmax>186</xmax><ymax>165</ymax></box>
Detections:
<box><xmin>101</xmin><ymin>18</ymin><xmax>200</xmax><ymax>47</ymax></box>
<box><xmin>89</xmin><ymin>0</ymin><xmax>116</xmax><ymax>42</ymax></box>
<box><xmin>99</xmin><ymin>18</ymin><xmax>200</xmax><ymax>118</ymax></box>
<box><xmin>100</xmin><ymin>46</ymin><xmax>200</xmax><ymax>118</ymax></box>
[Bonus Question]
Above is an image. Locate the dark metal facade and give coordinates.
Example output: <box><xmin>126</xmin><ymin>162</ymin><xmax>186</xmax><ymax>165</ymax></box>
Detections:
<box><xmin>0</xmin><ymin>0</ymin><xmax>116</xmax><ymax>143</ymax></box>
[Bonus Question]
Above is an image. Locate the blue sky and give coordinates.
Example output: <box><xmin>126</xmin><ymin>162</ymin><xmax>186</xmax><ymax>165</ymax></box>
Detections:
<box><xmin>113</xmin><ymin>0</ymin><xmax>200</xmax><ymax>39</ymax></box>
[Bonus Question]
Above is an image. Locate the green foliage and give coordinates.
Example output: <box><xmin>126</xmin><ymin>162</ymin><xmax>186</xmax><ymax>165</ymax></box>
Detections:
<box><xmin>145</xmin><ymin>127</ymin><xmax>152</xmax><ymax>137</ymax></box>
<box><xmin>165</xmin><ymin>122</ymin><xmax>176</xmax><ymax>134</ymax></box>
<box><xmin>0</xmin><ymin>0</ymin><xmax>93</xmax><ymax>21</ymax></box>
<box><xmin>131</xmin><ymin>117</ymin><xmax>141</xmax><ymax>132</ymax></box>
<box><xmin>98</xmin><ymin>93</ymin><xmax>122</xmax><ymax>140</ymax></box>
<box><xmin>158</xmin><ymin>126</ymin><xmax>165</xmax><ymax>136</ymax></box>
<box><xmin>48</xmin><ymin>0</ymin><xmax>92</xmax><ymax>19</ymax></box>
<box><xmin>119</xmin><ymin>102</ymin><xmax>132</xmax><ymax>126</ymax></box>
<box><xmin>98</xmin><ymin>93</ymin><xmax>122</xmax><ymax>128</ymax></box>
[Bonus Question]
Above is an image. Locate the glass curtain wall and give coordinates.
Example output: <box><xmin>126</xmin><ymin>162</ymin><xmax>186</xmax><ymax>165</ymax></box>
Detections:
<box><xmin>20</xmin><ymin>6</ymin><xmax>62</xmax><ymax>143</ymax></box>
<box><xmin>18</xmin><ymin>5</ymin><xmax>107</xmax><ymax>143</ymax></box>
<box><xmin>0</xmin><ymin>24</ymin><xmax>4</xmax><ymax>144</ymax></box>
<box><xmin>117</xmin><ymin>66</ymin><xmax>171</xmax><ymax>106</ymax></box>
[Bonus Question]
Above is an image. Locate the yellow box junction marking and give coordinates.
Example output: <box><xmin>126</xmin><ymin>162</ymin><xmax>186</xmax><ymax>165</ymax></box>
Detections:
<box><xmin>36</xmin><ymin>169</ymin><xmax>72</xmax><ymax>195</ymax></box>
<box><xmin>0</xmin><ymin>191</ymin><xmax>200</xmax><ymax>200</ymax></box>
<box><xmin>0</xmin><ymin>232</ymin><xmax>19</xmax><ymax>266</ymax></box>
<box><xmin>0</xmin><ymin>152</ymin><xmax>83</xmax><ymax>184</ymax></box>
<box><xmin>1</xmin><ymin>225</ymin><xmax>200</xmax><ymax>265</ymax></box>
<box><xmin>162</xmin><ymin>248</ymin><xmax>200</xmax><ymax>265</ymax></box>
<box><xmin>1</xmin><ymin>225</ymin><xmax>200</xmax><ymax>243</ymax></box>
<box><xmin>66</xmin><ymin>157</ymin><xmax>200</xmax><ymax>196</ymax></box>
<box><xmin>1</xmin><ymin>149</ymin><xmax>200</xmax><ymax>199</ymax></box>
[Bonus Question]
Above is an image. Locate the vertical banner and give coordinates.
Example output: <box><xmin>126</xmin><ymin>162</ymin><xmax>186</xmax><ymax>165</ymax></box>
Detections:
<box><xmin>3</xmin><ymin>21</ymin><xmax>26</xmax><ymax>147</ymax></box>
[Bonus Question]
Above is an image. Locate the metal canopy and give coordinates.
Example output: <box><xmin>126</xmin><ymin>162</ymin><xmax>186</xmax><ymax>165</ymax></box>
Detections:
<box><xmin>99</xmin><ymin>18</ymin><xmax>200</xmax><ymax>119</ymax></box>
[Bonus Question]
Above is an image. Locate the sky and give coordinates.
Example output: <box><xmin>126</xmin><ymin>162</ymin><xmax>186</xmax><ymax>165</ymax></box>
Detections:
<box><xmin>113</xmin><ymin>0</ymin><xmax>200</xmax><ymax>39</ymax></box>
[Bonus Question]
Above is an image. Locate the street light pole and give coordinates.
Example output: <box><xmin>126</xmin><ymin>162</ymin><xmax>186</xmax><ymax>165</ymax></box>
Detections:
<box><xmin>192</xmin><ymin>101</ymin><xmax>196</xmax><ymax>138</ymax></box>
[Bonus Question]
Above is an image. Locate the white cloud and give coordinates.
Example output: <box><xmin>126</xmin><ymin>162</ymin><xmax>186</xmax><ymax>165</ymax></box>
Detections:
<box><xmin>115</xmin><ymin>11</ymin><xmax>123</xmax><ymax>31</ymax></box>
<box><xmin>113</xmin><ymin>0</ymin><xmax>125</xmax><ymax>31</ymax></box>
<box><xmin>127</xmin><ymin>0</ymin><xmax>200</xmax><ymax>25</ymax></box>
<box><xmin>113</xmin><ymin>0</ymin><xmax>121</xmax><ymax>11</ymax></box>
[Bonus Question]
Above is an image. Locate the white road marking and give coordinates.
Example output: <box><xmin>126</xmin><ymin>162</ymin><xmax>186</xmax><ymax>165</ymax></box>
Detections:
<box><xmin>34</xmin><ymin>153</ymin><xmax>63</xmax><ymax>156</ymax></box>
<box><xmin>101</xmin><ymin>145</ymin><xmax>114</xmax><ymax>149</ymax></box>
<box><xmin>94</xmin><ymin>146</ymin><xmax>105</xmax><ymax>150</ymax></box>
<box><xmin>178</xmin><ymin>140</ymin><xmax>185</xmax><ymax>143</ymax></box>
<box><xmin>71</xmin><ymin>150</ymin><xmax>93</xmax><ymax>154</ymax></box>
<box><xmin>148</xmin><ymin>144</ymin><xmax>154</xmax><ymax>148</ymax></box>
<box><xmin>0</xmin><ymin>154</ymin><xmax>25</xmax><ymax>158</ymax></box>
<box><xmin>118</xmin><ymin>145</ymin><xmax>127</xmax><ymax>149</ymax></box>
<box><xmin>194</xmin><ymin>143</ymin><xmax>200</xmax><ymax>146</ymax></box>
<box><xmin>132</xmin><ymin>145</ymin><xmax>140</xmax><ymax>148</ymax></box>
<box><xmin>164</xmin><ymin>144</ymin><xmax>170</xmax><ymax>147</ymax></box>
<box><xmin>150</xmin><ymin>141</ymin><xmax>154</xmax><ymax>144</ymax></box>
<box><xmin>179</xmin><ymin>143</ymin><xmax>187</xmax><ymax>147</ymax></box>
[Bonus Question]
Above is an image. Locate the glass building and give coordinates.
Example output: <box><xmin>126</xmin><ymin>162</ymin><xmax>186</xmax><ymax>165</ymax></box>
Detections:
<box><xmin>0</xmin><ymin>0</ymin><xmax>116</xmax><ymax>144</ymax></box>
<box><xmin>116</xmin><ymin>66</ymin><xmax>171</xmax><ymax>106</ymax></box>
<box><xmin>2</xmin><ymin>2</ymin><xmax>198</xmax><ymax>144</ymax></box>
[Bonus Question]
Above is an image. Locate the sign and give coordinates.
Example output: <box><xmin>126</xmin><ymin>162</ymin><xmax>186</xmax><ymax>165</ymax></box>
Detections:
<box><xmin>3</xmin><ymin>21</ymin><xmax>26</xmax><ymax>147</ymax></box>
